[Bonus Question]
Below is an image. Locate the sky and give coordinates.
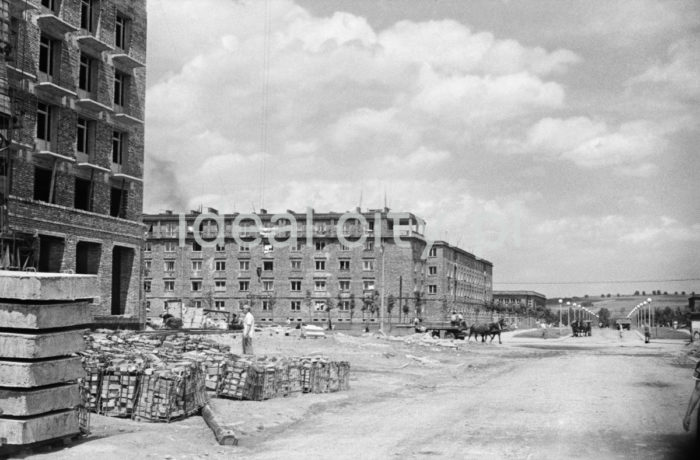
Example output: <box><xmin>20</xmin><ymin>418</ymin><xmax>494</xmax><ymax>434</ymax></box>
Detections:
<box><xmin>143</xmin><ymin>0</ymin><xmax>700</xmax><ymax>299</ymax></box>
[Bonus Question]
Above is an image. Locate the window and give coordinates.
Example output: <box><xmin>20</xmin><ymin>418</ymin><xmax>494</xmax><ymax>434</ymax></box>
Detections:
<box><xmin>315</xmin><ymin>241</ymin><xmax>326</xmax><ymax>251</ymax></box>
<box><xmin>164</xmin><ymin>260</ymin><xmax>175</xmax><ymax>272</ymax></box>
<box><xmin>239</xmin><ymin>260</ymin><xmax>249</xmax><ymax>271</ymax></box>
<box><xmin>76</xmin><ymin>118</ymin><xmax>95</xmax><ymax>157</ymax></box>
<box><xmin>339</xmin><ymin>260</ymin><xmax>350</xmax><ymax>271</ymax></box>
<box><xmin>364</xmin><ymin>240</ymin><xmax>374</xmax><ymax>251</ymax></box>
<box><xmin>291</xmin><ymin>241</ymin><xmax>303</xmax><ymax>252</ymax></box>
<box><xmin>429</xmin><ymin>266</ymin><xmax>437</xmax><ymax>275</ymax></box>
<box><xmin>291</xmin><ymin>300</ymin><xmax>301</xmax><ymax>311</ymax></box>
<box><xmin>262</xmin><ymin>300</ymin><xmax>271</xmax><ymax>311</ymax></box>
<box><xmin>114</xmin><ymin>71</ymin><xmax>128</xmax><ymax>107</ymax></box>
<box><xmin>80</xmin><ymin>0</ymin><xmax>98</xmax><ymax>33</ymax></box>
<box><xmin>215</xmin><ymin>260</ymin><xmax>226</xmax><ymax>271</ymax></box>
<box><xmin>215</xmin><ymin>243</ymin><xmax>225</xmax><ymax>252</ymax></box>
<box><xmin>74</xmin><ymin>177</ymin><xmax>92</xmax><ymax>211</ymax></box>
<box><xmin>429</xmin><ymin>247</ymin><xmax>437</xmax><ymax>257</ymax></box>
<box><xmin>112</xmin><ymin>131</ymin><xmax>126</xmax><ymax>165</ymax></box>
<box><xmin>291</xmin><ymin>260</ymin><xmax>301</xmax><ymax>270</ymax></box>
<box><xmin>315</xmin><ymin>260</ymin><xmax>326</xmax><ymax>271</ymax></box>
<box><xmin>110</xmin><ymin>187</ymin><xmax>126</xmax><ymax>218</ymax></box>
<box><xmin>193</xmin><ymin>300</ymin><xmax>202</xmax><ymax>308</ymax></box>
<box><xmin>239</xmin><ymin>280</ymin><xmax>249</xmax><ymax>291</ymax></box>
<box><xmin>192</xmin><ymin>241</ymin><xmax>202</xmax><ymax>252</ymax></box>
<box><xmin>164</xmin><ymin>280</ymin><xmax>175</xmax><ymax>292</ymax></box>
<box><xmin>191</xmin><ymin>280</ymin><xmax>202</xmax><ymax>292</ymax></box>
<box><xmin>339</xmin><ymin>280</ymin><xmax>350</xmax><ymax>291</ymax></box>
<box><xmin>263</xmin><ymin>280</ymin><xmax>274</xmax><ymax>292</ymax></box>
<box><xmin>36</xmin><ymin>102</ymin><xmax>56</xmax><ymax>144</ymax></box>
<box><xmin>214</xmin><ymin>280</ymin><xmax>226</xmax><ymax>292</ymax></box>
<box><xmin>363</xmin><ymin>280</ymin><xmax>375</xmax><ymax>290</ymax></box>
<box><xmin>33</xmin><ymin>167</ymin><xmax>54</xmax><ymax>203</ymax></box>
<box><xmin>78</xmin><ymin>54</ymin><xmax>96</xmax><ymax>95</ymax></box>
<box><xmin>191</xmin><ymin>260</ymin><xmax>202</xmax><ymax>272</ymax></box>
<box><xmin>38</xmin><ymin>35</ymin><xmax>58</xmax><ymax>78</ymax></box>
<box><xmin>263</xmin><ymin>260</ymin><xmax>274</xmax><ymax>271</ymax></box>
<box><xmin>339</xmin><ymin>300</ymin><xmax>350</xmax><ymax>311</ymax></box>
<box><xmin>164</xmin><ymin>241</ymin><xmax>176</xmax><ymax>252</ymax></box>
<box><xmin>41</xmin><ymin>0</ymin><xmax>57</xmax><ymax>12</ymax></box>
<box><xmin>340</xmin><ymin>244</ymin><xmax>350</xmax><ymax>251</ymax></box>
<box><xmin>144</xmin><ymin>259</ymin><xmax>151</xmax><ymax>274</ymax></box>
<box><xmin>363</xmin><ymin>260</ymin><xmax>374</xmax><ymax>271</ymax></box>
<box><xmin>314</xmin><ymin>300</ymin><xmax>326</xmax><ymax>311</ymax></box>
<box><xmin>214</xmin><ymin>300</ymin><xmax>225</xmax><ymax>310</ymax></box>
<box><xmin>314</xmin><ymin>280</ymin><xmax>326</xmax><ymax>292</ymax></box>
<box><xmin>290</xmin><ymin>280</ymin><xmax>301</xmax><ymax>292</ymax></box>
<box><xmin>115</xmin><ymin>14</ymin><xmax>129</xmax><ymax>50</ymax></box>
<box><xmin>239</xmin><ymin>244</ymin><xmax>250</xmax><ymax>252</ymax></box>
<box><xmin>143</xmin><ymin>280</ymin><xmax>151</xmax><ymax>293</ymax></box>
<box><xmin>428</xmin><ymin>285</ymin><xmax>437</xmax><ymax>294</ymax></box>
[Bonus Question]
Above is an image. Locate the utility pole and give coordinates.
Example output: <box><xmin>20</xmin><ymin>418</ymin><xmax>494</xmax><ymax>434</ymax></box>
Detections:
<box><xmin>398</xmin><ymin>275</ymin><xmax>403</xmax><ymax>324</ymax></box>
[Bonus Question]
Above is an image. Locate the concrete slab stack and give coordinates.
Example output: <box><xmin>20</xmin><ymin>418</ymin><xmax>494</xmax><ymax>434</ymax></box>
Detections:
<box><xmin>0</xmin><ymin>271</ymin><xmax>96</xmax><ymax>448</ymax></box>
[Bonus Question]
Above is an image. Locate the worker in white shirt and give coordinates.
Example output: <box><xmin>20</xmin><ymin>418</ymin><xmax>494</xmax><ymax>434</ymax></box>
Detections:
<box><xmin>242</xmin><ymin>305</ymin><xmax>255</xmax><ymax>355</ymax></box>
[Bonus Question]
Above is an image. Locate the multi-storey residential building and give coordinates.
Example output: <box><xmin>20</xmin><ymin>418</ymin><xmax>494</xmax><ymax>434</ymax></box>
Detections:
<box><xmin>143</xmin><ymin>208</ymin><xmax>494</xmax><ymax>325</ymax></box>
<box><xmin>492</xmin><ymin>291</ymin><xmax>547</xmax><ymax>310</ymax></box>
<box><xmin>0</xmin><ymin>0</ymin><xmax>147</xmax><ymax>322</ymax></box>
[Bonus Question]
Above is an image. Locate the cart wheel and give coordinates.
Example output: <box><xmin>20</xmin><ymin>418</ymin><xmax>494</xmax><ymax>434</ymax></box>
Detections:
<box><xmin>444</xmin><ymin>332</ymin><xmax>455</xmax><ymax>340</ymax></box>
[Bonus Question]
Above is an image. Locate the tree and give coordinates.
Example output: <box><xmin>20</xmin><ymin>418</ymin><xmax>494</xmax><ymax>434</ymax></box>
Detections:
<box><xmin>606</xmin><ymin>293</ymin><xmax>611</xmax><ymax>298</ymax></box>
<box><xmin>402</xmin><ymin>298</ymin><xmax>410</xmax><ymax>322</ymax></box>
<box><xmin>304</xmin><ymin>290</ymin><xmax>312</xmax><ymax>321</ymax></box>
<box><xmin>634</xmin><ymin>290</ymin><xmax>640</xmax><ymax>296</ymax></box>
<box><xmin>349</xmin><ymin>293</ymin><xmax>356</xmax><ymax>321</ymax></box>
<box><xmin>642</xmin><ymin>291</ymin><xmax>646</xmax><ymax>296</ymax></box>
<box><xmin>387</xmin><ymin>294</ymin><xmax>395</xmax><ymax>326</ymax></box>
<box><xmin>325</xmin><ymin>297</ymin><xmax>335</xmax><ymax>329</ymax></box>
<box><xmin>598</xmin><ymin>307</ymin><xmax>611</xmax><ymax>327</ymax></box>
<box><xmin>601</xmin><ymin>294</ymin><xmax>605</xmax><ymax>298</ymax></box>
<box><xmin>413</xmin><ymin>291</ymin><xmax>423</xmax><ymax>318</ymax></box>
<box><xmin>616</xmin><ymin>293</ymin><xmax>620</xmax><ymax>297</ymax></box>
<box><xmin>681</xmin><ymin>291</ymin><xmax>686</xmax><ymax>296</ymax></box>
<box><xmin>584</xmin><ymin>294</ymin><xmax>589</xmax><ymax>299</ymax></box>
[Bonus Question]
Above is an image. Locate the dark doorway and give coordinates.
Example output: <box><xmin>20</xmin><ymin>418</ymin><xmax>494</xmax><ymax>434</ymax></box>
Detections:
<box><xmin>110</xmin><ymin>187</ymin><xmax>127</xmax><ymax>218</ymax></box>
<box><xmin>34</xmin><ymin>166</ymin><xmax>53</xmax><ymax>203</ymax></box>
<box><xmin>76</xmin><ymin>241</ymin><xmax>101</xmax><ymax>274</ymax></box>
<box><xmin>111</xmin><ymin>246</ymin><xmax>134</xmax><ymax>315</ymax></box>
<box><xmin>38</xmin><ymin>235</ymin><xmax>64</xmax><ymax>272</ymax></box>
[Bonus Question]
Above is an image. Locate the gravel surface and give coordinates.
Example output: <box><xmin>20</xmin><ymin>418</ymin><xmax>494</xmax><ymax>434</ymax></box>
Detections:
<box><xmin>18</xmin><ymin>327</ymin><xmax>698</xmax><ymax>460</ymax></box>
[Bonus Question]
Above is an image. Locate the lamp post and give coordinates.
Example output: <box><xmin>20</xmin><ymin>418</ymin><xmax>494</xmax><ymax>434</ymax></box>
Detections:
<box><xmin>558</xmin><ymin>299</ymin><xmax>562</xmax><ymax>331</ymax></box>
<box><xmin>647</xmin><ymin>297</ymin><xmax>653</xmax><ymax>338</ymax></box>
<box><xmin>566</xmin><ymin>301</ymin><xmax>571</xmax><ymax>327</ymax></box>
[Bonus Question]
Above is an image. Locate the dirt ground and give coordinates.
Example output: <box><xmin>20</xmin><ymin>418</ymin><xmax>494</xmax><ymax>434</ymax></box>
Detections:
<box><xmin>15</xmin><ymin>327</ymin><xmax>700</xmax><ymax>460</ymax></box>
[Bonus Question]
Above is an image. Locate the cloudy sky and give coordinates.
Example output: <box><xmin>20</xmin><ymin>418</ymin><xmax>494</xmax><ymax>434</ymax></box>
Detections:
<box><xmin>144</xmin><ymin>0</ymin><xmax>700</xmax><ymax>298</ymax></box>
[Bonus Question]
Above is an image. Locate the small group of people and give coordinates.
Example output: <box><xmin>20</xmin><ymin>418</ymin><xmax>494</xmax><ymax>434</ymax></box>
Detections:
<box><xmin>450</xmin><ymin>311</ymin><xmax>465</xmax><ymax>328</ymax></box>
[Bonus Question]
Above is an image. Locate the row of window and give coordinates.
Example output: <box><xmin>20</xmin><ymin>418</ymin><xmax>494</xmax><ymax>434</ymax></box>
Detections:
<box><xmin>146</xmin><ymin>279</ymin><xmax>378</xmax><ymax>294</ymax></box>
<box><xmin>146</xmin><ymin>258</ymin><xmax>377</xmax><ymax>274</ymax></box>
<box><xmin>144</xmin><ymin>240</ymin><xmax>377</xmax><ymax>253</ymax></box>
<box><xmin>37</xmin><ymin>102</ymin><xmax>129</xmax><ymax>164</ymax></box>
<box><xmin>165</xmin><ymin>299</ymin><xmax>355</xmax><ymax>312</ymax></box>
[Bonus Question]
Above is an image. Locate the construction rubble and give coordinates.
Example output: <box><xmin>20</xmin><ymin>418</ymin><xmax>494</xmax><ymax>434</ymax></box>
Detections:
<box><xmin>77</xmin><ymin>331</ymin><xmax>350</xmax><ymax>423</ymax></box>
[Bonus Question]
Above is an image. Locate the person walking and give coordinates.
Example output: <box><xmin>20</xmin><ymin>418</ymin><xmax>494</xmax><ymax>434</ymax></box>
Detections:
<box><xmin>242</xmin><ymin>305</ymin><xmax>255</xmax><ymax>355</ymax></box>
<box><xmin>643</xmin><ymin>323</ymin><xmax>651</xmax><ymax>344</ymax></box>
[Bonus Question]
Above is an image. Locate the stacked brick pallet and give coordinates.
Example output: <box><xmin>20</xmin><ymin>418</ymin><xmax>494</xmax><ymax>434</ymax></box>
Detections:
<box><xmin>0</xmin><ymin>272</ymin><xmax>96</xmax><ymax>450</ymax></box>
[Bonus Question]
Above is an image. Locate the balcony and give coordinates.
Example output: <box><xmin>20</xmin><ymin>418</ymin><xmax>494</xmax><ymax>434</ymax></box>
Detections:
<box><xmin>74</xmin><ymin>93</ymin><xmax>112</xmax><ymax>114</ymax></box>
<box><xmin>33</xmin><ymin>80</ymin><xmax>76</xmax><ymax>99</ymax></box>
<box><xmin>112</xmin><ymin>172</ymin><xmax>143</xmax><ymax>183</ymax></box>
<box><xmin>76</xmin><ymin>34</ymin><xmax>113</xmax><ymax>55</ymax></box>
<box><xmin>36</xmin><ymin>14</ymin><xmax>78</xmax><ymax>38</ymax></box>
<box><xmin>6</xmin><ymin>65</ymin><xmax>36</xmax><ymax>81</ymax></box>
<box><xmin>75</xmin><ymin>153</ymin><xmax>110</xmax><ymax>173</ymax></box>
<box><xmin>112</xmin><ymin>112</ymin><xmax>143</xmax><ymax>127</ymax></box>
<box><xmin>111</xmin><ymin>53</ymin><xmax>145</xmax><ymax>71</ymax></box>
<box><xmin>8</xmin><ymin>0</ymin><xmax>37</xmax><ymax>14</ymax></box>
<box><xmin>34</xmin><ymin>147</ymin><xmax>75</xmax><ymax>163</ymax></box>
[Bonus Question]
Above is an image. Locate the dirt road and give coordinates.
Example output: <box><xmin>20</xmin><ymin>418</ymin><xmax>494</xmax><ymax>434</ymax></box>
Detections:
<box><xmin>22</xmin><ymin>327</ymin><xmax>698</xmax><ymax>460</ymax></box>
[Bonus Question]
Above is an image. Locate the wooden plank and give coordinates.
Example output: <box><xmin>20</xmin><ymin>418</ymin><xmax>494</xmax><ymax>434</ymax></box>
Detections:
<box><xmin>0</xmin><ymin>409</ymin><xmax>79</xmax><ymax>445</ymax></box>
<box><xmin>0</xmin><ymin>357</ymin><xmax>84</xmax><ymax>388</ymax></box>
<box><xmin>0</xmin><ymin>330</ymin><xmax>86</xmax><ymax>359</ymax></box>
<box><xmin>0</xmin><ymin>271</ymin><xmax>99</xmax><ymax>301</ymax></box>
<box><xmin>0</xmin><ymin>384</ymin><xmax>80</xmax><ymax>417</ymax></box>
<box><xmin>0</xmin><ymin>301</ymin><xmax>93</xmax><ymax>329</ymax></box>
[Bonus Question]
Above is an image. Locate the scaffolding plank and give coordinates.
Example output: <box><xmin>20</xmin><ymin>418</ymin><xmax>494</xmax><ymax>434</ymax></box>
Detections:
<box><xmin>0</xmin><ymin>357</ymin><xmax>84</xmax><ymax>388</ymax></box>
<box><xmin>0</xmin><ymin>330</ymin><xmax>86</xmax><ymax>359</ymax></box>
<box><xmin>0</xmin><ymin>384</ymin><xmax>80</xmax><ymax>417</ymax></box>
<box><xmin>0</xmin><ymin>301</ymin><xmax>93</xmax><ymax>329</ymax></box>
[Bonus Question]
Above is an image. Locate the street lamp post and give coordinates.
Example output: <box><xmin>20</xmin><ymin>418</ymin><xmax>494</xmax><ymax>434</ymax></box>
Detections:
<box><xmin>558</xmin><ymin>299</ymin><xmax>562</xmax><ymax>331</ymax></box>
<box><xmin>648</xmin><ymin>297</ymin><xmax>653</xmax><ymax>338</ymax></box>
<box><xmin>566</xmin><ymin>301</ymin><xmax>571</xmax><ymax>327</ymax></box>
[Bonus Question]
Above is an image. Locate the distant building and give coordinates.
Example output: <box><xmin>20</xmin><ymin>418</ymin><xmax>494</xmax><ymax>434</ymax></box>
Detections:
<box><xmin>142</xmin><ymin>209</ymin><xmax>493</xmax><ymax>324</ymax></box>
<box><xmin>492</xmin><ymin>290</ymin><xmax>546</xmax><ymax>310</ymax></box>
<box><xmin>0</xmin><ymin>0</ymin><xmax>147</xmax><ymax>322</ymax></box>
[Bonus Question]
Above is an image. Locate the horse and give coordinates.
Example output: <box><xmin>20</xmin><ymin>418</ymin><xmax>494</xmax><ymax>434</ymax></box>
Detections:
<box><xmin>467</xmin><ymin>320</ymin><xmax>503</xmax><ymax>344</ymax></box>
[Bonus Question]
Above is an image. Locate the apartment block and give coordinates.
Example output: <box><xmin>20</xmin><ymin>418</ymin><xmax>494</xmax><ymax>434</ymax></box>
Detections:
<box><xmin>0</xmin><ymin>0</ymin><xmax>147</xmax><ymax>322</ymax></box>
<box><xmin>492</xmin><ymin>290</ymin><xmax>547</xmax><ymax>309</ymax></box>
<box><xmin>143</xmin><ymin>209</ymin><xmax>494</xmax><ymax>325</ymax></box>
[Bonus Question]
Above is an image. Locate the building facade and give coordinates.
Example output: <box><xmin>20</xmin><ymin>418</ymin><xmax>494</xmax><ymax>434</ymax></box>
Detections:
<box><xmin>492</xmin><ymin>290</ymin><xmax>547</xmax><ymax>310</ymax></box>
<box><xmin>143</xmin><ymin>209</ymin><xmax>494</xmax><ymax>325</ymax></box>
<box><xmin>0</xmin><ymin>0</ymin><xmax>147</xmax><ymax>321</ymax></box>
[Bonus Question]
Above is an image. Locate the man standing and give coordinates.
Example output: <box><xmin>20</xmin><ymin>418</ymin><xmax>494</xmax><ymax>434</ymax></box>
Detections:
<box><xmin>242</xmin><ymin>305</ymin><xmax>254</xmax><ymax>355</ymax></box>
<box><xmin>643</xmin><ymin>323</ymin><xmax>651</xmax><ymax>343</ymax></box>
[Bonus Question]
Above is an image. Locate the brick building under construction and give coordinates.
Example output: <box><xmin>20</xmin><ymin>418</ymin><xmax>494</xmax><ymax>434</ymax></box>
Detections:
<box><xmin>0</xmin><ymin>0</ymin><xmax>146</xmax><ymax>322</ymax></box>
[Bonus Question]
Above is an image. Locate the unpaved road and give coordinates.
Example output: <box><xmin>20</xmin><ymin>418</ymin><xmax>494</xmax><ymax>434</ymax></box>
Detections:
<box><xmin>18</xmin><ymin>327</ymin><xmax>699</xmax><ymax>460</ymax></box>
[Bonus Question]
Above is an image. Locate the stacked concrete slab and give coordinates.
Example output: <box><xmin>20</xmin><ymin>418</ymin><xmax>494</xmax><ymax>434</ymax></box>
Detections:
<box><xmin>0</xmin><ymin>271</ymin><xmax>96</xmax><ymax>448</ymax></box>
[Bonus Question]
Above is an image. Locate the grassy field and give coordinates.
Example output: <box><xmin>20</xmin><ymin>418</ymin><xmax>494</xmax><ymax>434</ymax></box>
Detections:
<box><xmin>643</xmin><ymin>327</ymin><xmax>691</xmax><ymax>340</ymax></box>
<box><xmin>514</xmin><ymin>328</ymin><xmax>569</xmax><ymax>339</ymax></box>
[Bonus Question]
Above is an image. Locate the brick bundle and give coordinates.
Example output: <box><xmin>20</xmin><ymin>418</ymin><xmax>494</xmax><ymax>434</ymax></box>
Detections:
<box><xmin>217</xmin><ymin>356</ymin><xmax>253</xmax><ymax>400</ymax></box>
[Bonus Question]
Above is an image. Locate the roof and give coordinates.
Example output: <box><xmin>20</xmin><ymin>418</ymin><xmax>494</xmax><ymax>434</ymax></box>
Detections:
<box><xmin>492</xmin><ymin>290</ymin><xmax>547</xmax><ymax>299</ymax></box>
